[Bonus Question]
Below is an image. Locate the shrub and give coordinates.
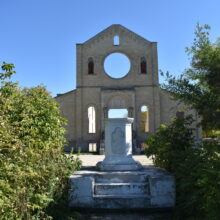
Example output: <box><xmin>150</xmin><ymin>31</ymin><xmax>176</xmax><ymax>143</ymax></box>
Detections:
<box><xmin>145</xmin><ymin>117</ymin><xmax>220</xmax><ymax>220</ymax></box>
<box><xmin>0</xmin><ymin>62</ymin><xmax>81</xmax><ymax>219</ymax></box>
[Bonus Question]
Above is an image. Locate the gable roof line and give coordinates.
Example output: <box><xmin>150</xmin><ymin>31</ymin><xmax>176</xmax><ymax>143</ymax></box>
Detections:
<box><xmin>82</xmin><ymin>25</ymin><xmax>114</xmax><ymax>44</ymax></box>
<box><xmin>118</xmin><ymin>24</ymin><xmax>155</xmax><ymax>44</ymax></box>
<box><xmin>55</xmin><ymin>89</ymin><xmax>76</xmax><ymax>98</ymax></box>
<box><xmin>80</xmin><ymin>24</ymin><xmax>156</xmax><ymax>45</ymax></box>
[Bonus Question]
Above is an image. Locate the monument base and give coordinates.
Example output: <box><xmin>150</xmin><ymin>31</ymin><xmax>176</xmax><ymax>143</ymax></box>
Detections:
<box><xmin>96</xmin><ymin>158</ymin><xmax>143</xmax><ymax>171</ymax></box>
<box><xmin>68</xmin><ymin>118</ymin><xmax>174</xmax><ymax>209</ymax></box>
<box><xmin>69</xmin><ymin>166</ymin><xmax>175</xmax><ymax>209</ymax></box>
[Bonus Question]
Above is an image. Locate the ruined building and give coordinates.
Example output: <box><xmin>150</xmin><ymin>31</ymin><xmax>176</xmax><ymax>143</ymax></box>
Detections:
<box><xmin>56</xmin><ymin>24</ymin><xmax>200</xmax><ymax>152</ymax></box>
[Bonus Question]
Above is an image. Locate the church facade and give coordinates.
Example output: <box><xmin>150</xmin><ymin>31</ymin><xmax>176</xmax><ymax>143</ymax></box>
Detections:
<box><xmin>56</xmin><ymin>24</ymin><xmax>200</xmax><ymax>152</ymax></box>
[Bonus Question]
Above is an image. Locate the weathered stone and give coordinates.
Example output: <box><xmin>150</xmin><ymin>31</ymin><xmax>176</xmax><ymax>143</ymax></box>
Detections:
<box><xmin>69</xmin><ymin>118</ymin><xmax>175</xmax><ymax>209</ymax></box>
<box><xmin>69</xmin><ymin>167</ymin><xmax>175</xmax><ymax>209</ymax></box>
<box><xmin>96</xmin><ymin>118</ymin><xmax>142</xmax><ymax>171</ymax></box>
<box><xmin>55</xmin><ymin>24</ymin><xmax>202</xmax><ymax>152</ymax></box>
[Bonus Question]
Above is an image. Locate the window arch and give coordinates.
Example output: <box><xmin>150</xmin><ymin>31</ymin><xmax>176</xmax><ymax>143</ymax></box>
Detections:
<box><xmin>113</xmin><ymin>35</ymin><xmax>120</xmax><ymax>46</ymax></box>
<box><xmin>140</xmin><ymin>105</ymin><xmax>149</xmax><ymax>132</ymax></box>
<box><xmin>88</xmin><ymin>58</ymin><xmax>94</xmax><ymax>74</ymax></box>
<box><xmin>140</xmin><ymin>57</ymin><xmax>147</xmax><ymax>74</ymax></box>
<box><xmin>88</xmin><ymin>106</ymin><xmax>96</xmax><ymax>133</ymax></box>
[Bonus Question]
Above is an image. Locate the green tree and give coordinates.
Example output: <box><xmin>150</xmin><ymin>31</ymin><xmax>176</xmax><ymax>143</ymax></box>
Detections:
<box><xmin>145</xmin><ymin>117</ymin><xmax>220</xmax><ymax>220</ymax></box>
<box><xmin>162</xmin><ymin>24</ymin><xmax>220</xmax><ymax>136</ymax></box>
<box><xmin>0</xmin><ymin>62</ymin><xmax>81</xmax><ymax>219</ymax></box>
<box><xmin>145</xmin><ymin>24</ymin><xmax>220</xmax><ymax>219</ymax></box>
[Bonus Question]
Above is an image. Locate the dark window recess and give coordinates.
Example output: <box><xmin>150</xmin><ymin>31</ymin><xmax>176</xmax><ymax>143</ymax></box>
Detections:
<box><xmin>176</xmin><ymin>111</ymin><xmax>185</xmax><ymax>119</ymax></box>
<box><xmin>141</xmin><ymin>58</ymin><xmax>147</xmax><ymax>74</ymax></box>
<box><xmin>88</xmin><ymin>59</ymin><xmax>94</xmax><ymax>74</ymax></box>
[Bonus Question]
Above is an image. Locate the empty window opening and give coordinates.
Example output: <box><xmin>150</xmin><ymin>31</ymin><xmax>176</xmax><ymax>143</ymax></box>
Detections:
<box><xmin>141</xmin><ymin>143</ymin><xmax>148</xmax><ymax>152</ymax></box>
<box><xmin>104</xmin><ymin>52</ymin><xmax>130</xmax><ymax>78</ymax></box>
<box><xmin>113</xmin><ymin>36</ymin><xmax>120</xmax><ymax>46</ymax></box>
<box><xmin>88</xmin><ymin>106</ymin><xmax>96</xmax><ymax>133</ymax></box>
<box><xmin>141</xmin><ymin>57</ymin><xmax>147</xmax><ymax>74</ymax></box>
<box><xmin>140</xmin><ymin>105</ymin><xmax>149</xmax><ymax>132</ymax></box>
<box><xmin>89</xmin><ymin>143</ymin><xmax>97</xmax><ymax>152</ymax></box>
<box><xmin>108</xmin><ymin>109</ymin><xmax>128</xmax><ymax>118</ymax></box>
<box><xmin>88</xmin><ymin>58</ymin><xmax>94</xmax><ymax>74</ymax></box>
<box><xmin>176</xmin><ymin>110</ymin><xmax>185</xmax><ymax>119</ymax></box>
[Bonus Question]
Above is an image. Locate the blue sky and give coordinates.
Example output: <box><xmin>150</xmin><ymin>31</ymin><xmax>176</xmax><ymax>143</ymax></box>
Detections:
<box><xmin>1</xmin><ymin>0</ymin><xmax>219</xmax><ymax>97</ymax></box>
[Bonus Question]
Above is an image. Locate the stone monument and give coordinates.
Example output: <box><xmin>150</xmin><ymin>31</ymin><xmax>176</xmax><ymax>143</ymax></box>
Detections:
<box><xmin>96</xmin><ymin>118</ymin><xmax>142</xmax><ymax>171</ymax></box>
<box><xmin>69</xmin><ymin>117</ymin><xmax>176</xmax><ymax>209</ymax></box>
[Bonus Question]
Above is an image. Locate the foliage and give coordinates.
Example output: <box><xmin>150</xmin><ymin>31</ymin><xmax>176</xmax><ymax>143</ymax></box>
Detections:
<box><xmin>162</xmin><ymin>24</ymin><xmax>220</xmax><ymax>136</ymax></box>
<box><xmin>145</xmin><ymin>117</ymin><xmax>220</xmax><ymax>220</ymax></box>
<box><xmin>0</xmin><ymin>62</ymin><xmax>81</xmax><ymax>219</ymax></box>
<box><xmin>145</xmin><ymin>116</ymin><xmax>195</xmax><ymax>172</ymax></box>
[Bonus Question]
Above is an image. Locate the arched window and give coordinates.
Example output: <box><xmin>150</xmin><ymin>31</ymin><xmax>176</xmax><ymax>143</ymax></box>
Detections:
<box><xmin>140</xmin><ymin>57</ymin><xmax>147</xmax><ymax>74</ymax></box>
<box><xmin>88</xmin><ymin>106</ymin><xmax>96</xmax><ymax>133</ymax></box>
<box><xmin>88</xmin><ymin>58</ymin><xmax>94</xmax><ymax>74</ymax></box>
<box><xmin>113</xmin><ymin>35</ymin><xmax>120</xmax><ymax>46</ymax></box>
<box><xmin>140</xmin><ymin>105</ymin><xmax>149</xmax><ymax>132</ymax></box>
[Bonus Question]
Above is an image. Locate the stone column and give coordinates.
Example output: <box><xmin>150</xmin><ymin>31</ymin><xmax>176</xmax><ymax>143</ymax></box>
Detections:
<box><xmin>128</xmin><ymin>107</ymin><xmax>133</xmax><ymax>117</ymax></box>
<box><xmin>96</xmin><ymin>118</ymin><xmax>142</xmax><ymax>171</ymax></box>
<box><xmin>103</xmin><ymin>107</ymin><xmax>108</xmax><ymax>118</ymax></box>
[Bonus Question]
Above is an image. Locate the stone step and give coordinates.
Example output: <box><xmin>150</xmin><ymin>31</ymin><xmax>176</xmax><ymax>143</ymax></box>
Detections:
<box><xmin>93</xmin><ymin>194</ymin><xmax>149</xmax><ymax>199</ymax></box>
<box><xmin>92</xmin><ymin>197</ymin><xmax>151</xmax><ymax>209</ymax></box>
<box><xmin>94</xmin><ymin>182</ymin><xmax>149</xmax><ymax>196</ymax></box>
<box><xmin>95</xmin><ymin>172</ymin><xmax>147</xmax><ymax>183</ymax></box>
<box><xmin>69</xmin><ymin>168</ymin><xmax>175</xmax><ymax>209</ymax></box>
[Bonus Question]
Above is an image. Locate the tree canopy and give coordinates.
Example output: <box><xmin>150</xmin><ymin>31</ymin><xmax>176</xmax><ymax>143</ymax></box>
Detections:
<box><xmin>162</xmin><ymin>24</ymin><xmax>220</xmax><ymax>136</ymax></box>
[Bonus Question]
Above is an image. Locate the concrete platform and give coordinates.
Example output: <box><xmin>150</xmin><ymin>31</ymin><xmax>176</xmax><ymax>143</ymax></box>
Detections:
<box><xmin>78</xmin><ymin>155</ymin><xmax>153</xmax><ymax>167</ymax></box>
<box><xmin>69</xmin><ymin>166</ymin><xmax>175</xmax><ymax>209</ymax></box>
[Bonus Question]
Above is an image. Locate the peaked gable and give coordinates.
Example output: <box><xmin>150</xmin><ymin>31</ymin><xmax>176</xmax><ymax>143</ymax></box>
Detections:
<box><xmin>82</xmin><ymin>24</ymin><xmax>153</xmax><ymax>46</ymax></box>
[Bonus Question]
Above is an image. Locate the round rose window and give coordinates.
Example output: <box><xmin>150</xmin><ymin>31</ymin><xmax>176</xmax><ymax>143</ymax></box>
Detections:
<box><xmin>104</xmin><ymin>53</ymin><xmax>131</xmax><ymax>78</ymax></box>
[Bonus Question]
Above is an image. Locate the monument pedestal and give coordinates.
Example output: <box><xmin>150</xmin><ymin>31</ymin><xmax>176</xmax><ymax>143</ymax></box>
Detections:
<box><xmin>69</xmin><ymin>118</ymin><xmax>175</xmax><ymax>209</ymax></box>
<box><xmin>96</xmin><ymin>118</ymin><xmax>142</xmax><ymax>171</ymax></box>
<box><xmin>96</xmin><ymin>157</ymin><xmax>142</xmax><ymax>171</ymax></box>
<box><xmin>69</xmin><ymin>168</ymin><xmax>175</xmax><ymax>209</ymax></box>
